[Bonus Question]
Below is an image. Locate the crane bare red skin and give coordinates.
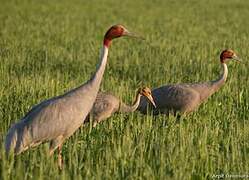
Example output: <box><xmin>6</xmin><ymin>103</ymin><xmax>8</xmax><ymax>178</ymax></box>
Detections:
<box><xmin>103</xmin><ymin>25</ymin><xmax>125</xmax><ymax>47</ymax></box>
<box><xmin>220</xmin><ymin>49</ymin><xmax>236</xmax><ymax>63</ymax></box>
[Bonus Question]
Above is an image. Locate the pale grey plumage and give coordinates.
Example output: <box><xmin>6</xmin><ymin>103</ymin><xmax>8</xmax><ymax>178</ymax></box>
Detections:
<box><xmin>5</xmin><ymin>46</ymin><xmax>109</xmax><ymax>155</ymax></box>
<box><xmin>85</xmin><ymin>87</ymin><xmax>155</xmax><ymax>127</ymax></box>
<box><xmin>138</xmin><ymin>50</ymin><xmax>239</xmax><ymax>115</ymax></box>
<box><xmin>5</xmin><ymin>25</ymin><xmax>138</xmax><ymax>161</ymax></box>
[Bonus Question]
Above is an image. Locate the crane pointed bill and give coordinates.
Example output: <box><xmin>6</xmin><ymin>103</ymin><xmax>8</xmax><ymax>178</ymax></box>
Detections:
<box><xmin>123</xmin><ymin>29</ymin><xmax>145</xmax><ymax>40</ymax></box>
<box><xmin>146</xmin><ymin>94</ymin><xmax>156</xmax><ymax>108</ymax></box>
<box><xmin>232</xmin><ymin>55</ymin><xmax>242</xmax><ymax>63</ymax></box>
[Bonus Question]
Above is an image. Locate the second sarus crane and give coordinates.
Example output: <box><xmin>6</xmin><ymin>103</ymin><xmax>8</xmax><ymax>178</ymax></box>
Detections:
<box><xmin>5</xmin><ymin>25</ymin><xmax>141</xmax><ymax>168</ymax></box>
<box><xmin>138</xmin><ymin>49</ymin><xmax>241</xmax><ymax>116</ymax></box>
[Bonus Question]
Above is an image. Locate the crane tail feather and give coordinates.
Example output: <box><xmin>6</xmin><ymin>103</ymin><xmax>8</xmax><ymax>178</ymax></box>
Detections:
<box><xmin>5</xmin><ymin>123</ymin><xmax>31</xmax><ymax>155</ymax></box>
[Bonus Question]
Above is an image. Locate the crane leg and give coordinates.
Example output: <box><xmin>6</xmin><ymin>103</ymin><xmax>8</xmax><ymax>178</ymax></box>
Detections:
<box><xmin>49</xmin><ymin>136</ymin><xmax>63</xmax><ymax>156</ymax></box>
<box><xmin>93</xmin><ymin>121</ymin><xmax>98</xmax><ymax>128</ymax></box>
<box><xmin>58</xmin><ymin>144</ymin><xmax>63</xmax><ymax>170</ymax></box>
<box><xmin>49</xmin><ymin>136</ymin><xmax>64</xmax><ymax>170</ymax></box>
<box><xmin>93</xmin><ymin>116</ymin><xmax>108</xmax><ymax>128</ymax></box>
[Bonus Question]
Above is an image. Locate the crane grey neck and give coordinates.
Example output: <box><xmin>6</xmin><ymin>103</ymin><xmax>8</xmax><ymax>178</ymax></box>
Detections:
<box><xmin>63</xmin><ymin>46</ymin><xmax>109</xmax><ymax>97</ymax></box>
<box><xmin>89</xmin><ymin>46</ymin><xmax>109</xmax><ymax>88</ymax></box>
<box><xmin>211</xmin><ymin>63</ymin><xmax>228</xmax><ymax>92</ymax></box>
<box><xmin>119</xmin><ymin>93</ymin><xmax>142</xmax><ymax>113</ymax></box>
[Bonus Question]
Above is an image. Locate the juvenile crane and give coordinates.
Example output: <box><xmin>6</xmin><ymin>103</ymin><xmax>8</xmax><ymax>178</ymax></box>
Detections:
<box><xmin>5</xmin><ymin>24</ymin><xmax>140</xmax><ymax>168</ymax></box>
<box><xmin>138</xmin><ymin>49</ymin><xmax>241</xmax><ymax>116</ymax></box>
<box><xmin>86</xmin><ymin>87</ymin><xmax>156</xmax><ymax>127</ymax></box>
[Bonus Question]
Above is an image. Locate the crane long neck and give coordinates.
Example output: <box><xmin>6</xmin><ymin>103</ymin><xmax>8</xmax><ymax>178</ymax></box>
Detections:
<box><xmin>193</xmin><ymin>62</ymin><xmax>228</xmax><ymax>103</ymax></box>
<box><xmin>211</xmin><ymin>62</ymin><xmax>228</xmax><ymax>92</ymax></box>
<box><xmin>66</xmin><ymin>45</ymin><xmax>109</xmax><ymax>97</ymax></box>
<box><xmin>119</xmin><ymin>93</ymin><xmax>142</xmax><ymax>113</ymax></box>
<box><xmin>89</xmin><ymin>46</ymin><xmax>109</xmax><ymax>87</ymax></box>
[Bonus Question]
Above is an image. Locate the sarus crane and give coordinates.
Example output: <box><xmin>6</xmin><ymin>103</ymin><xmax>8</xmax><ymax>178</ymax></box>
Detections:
<box><xmin>138</xmin><ymin>49</ymin><xmax>241</xmax><ymax>116</ymax></box>
<box><xmin>85</xmin><ymin>87</ymin><xmax>156</xmax><ymax>127</ymax></box>
<box><xmin>5</xmin><ymin>24</ymin><xmax>141</xmax><ymax>168</ymax></box>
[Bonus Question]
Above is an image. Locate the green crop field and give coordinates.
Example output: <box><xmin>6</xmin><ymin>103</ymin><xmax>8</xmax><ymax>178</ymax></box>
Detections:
<box><xmin>0</xmin><ymin>0</ymin><xmax>249</xmax><ymax>179</ymax></box>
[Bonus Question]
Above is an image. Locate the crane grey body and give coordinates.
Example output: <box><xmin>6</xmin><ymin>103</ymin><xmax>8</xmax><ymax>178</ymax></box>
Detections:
<box><xmin>5</xmin><ymin>46</ymin><xmax>109</xmax><ymax>155</ymax></box>
<box><xmin>5</xmin><ymin>24</ymin><xmax>140</xmax><ymax>168</ymax></box>
<box><xmin>88</xmin><ymin>92</ymin><xmax>119</xmax><ymax>127</ymax></box>
<box><xmin>138</xmin><ymin>50</ymin><xmax>239</xmax><ymax>115</ymax></box>
<box><xmin>85</xmin><ymin>87</ymin><xmax>155</xmax><ymax>127</ymax></box>
<box><xmin>139</xmin><ymin>79</ymin><xmax>223</xmax><ymax>115</ymax></box>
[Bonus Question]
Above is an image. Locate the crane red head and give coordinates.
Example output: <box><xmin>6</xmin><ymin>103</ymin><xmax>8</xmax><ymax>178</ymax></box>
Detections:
<box><xmin>220</xmin><ymin>49</ymin><xmax>240</xmax><ymax>63</ymax></box>
<box><xmin>103</xmin><ymin>24</ymin><xmax>143</xmax><ymax>47</ymax></box>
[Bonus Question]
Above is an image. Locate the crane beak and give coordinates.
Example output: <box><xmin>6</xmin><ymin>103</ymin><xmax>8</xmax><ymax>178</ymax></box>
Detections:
<box><xmin>232</xmin><ymin>54</ymin><xmax>242</xmax><ymax>63</ymax></box>
<box><xmin>123</xmin><ymin>29</ymin><xmax>145</xmax><ymax>40</ymax></box>
<box><xmin>146</xmin><ymin>94</ymin><xmax>156</xmax><ymax>108</ymax></box>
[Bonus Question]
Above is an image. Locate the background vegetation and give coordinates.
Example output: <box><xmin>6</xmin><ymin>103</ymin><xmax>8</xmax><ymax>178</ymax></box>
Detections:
<box><xmin>0</xmin><ymin>0</ymin><xmax>248</xmax><ymax>179</ymax></box>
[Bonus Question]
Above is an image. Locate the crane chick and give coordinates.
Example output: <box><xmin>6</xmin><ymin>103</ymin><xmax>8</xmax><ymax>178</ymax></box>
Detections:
<box><xmin>85</xmin><ymin>87</ymin><xmax>156</xmax><ymax>127</ymax></box>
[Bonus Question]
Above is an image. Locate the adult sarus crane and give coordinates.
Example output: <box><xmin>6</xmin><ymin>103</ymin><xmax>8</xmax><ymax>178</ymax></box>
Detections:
<box><xmin>85</xmin><ymin>87</ymin><xmax>156</xmax><ymax>127</ymax></box>
<box><xmin>5</xmin><ymin>24</ymin><xmax>140</xmax><ymax>168</ymax></box>
<box><xmin>138</xmin><ymin>49</ymin><xmax>240</xmax><ymax>116</ymax></box>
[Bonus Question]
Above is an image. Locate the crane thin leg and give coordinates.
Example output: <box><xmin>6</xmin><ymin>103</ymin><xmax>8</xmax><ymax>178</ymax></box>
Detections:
<box><xmin>49</xmin><ymin>136</ymin><xmax>63</xmax><ymax>156</ymax></box>
<box><xmin>58</xmin><ymin>144</ymin><xmax>63</xmax><ymax>170</ymax></box>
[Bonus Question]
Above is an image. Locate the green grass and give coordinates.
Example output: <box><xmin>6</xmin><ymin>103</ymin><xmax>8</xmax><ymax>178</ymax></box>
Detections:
<box><xmin>0</xmin><ymin>0</ymin><xmax>249</xmax><ymax>179</ymax></box>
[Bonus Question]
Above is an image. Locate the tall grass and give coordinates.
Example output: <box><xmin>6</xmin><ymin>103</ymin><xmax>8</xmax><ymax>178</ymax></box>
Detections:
<box><xmin>0</xmin><ymin>0</ymin><xmax>249</xmax><ymax>179</ymax></box>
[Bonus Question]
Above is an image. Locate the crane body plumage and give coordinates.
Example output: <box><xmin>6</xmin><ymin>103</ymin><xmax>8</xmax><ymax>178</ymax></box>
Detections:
<box><xmin>89</xmin><ymin>92</ymin><xmax>119</xmax><ymax>126</ymax></box>
<box><xmin>5</xmin><ymin>24</ymin><xmax>140</xmax><ymax>168</ymax></box>
<box><xmin>85</xmin><ymin>87</ymin><xmax>155</xmax><ymax>127</ymax></box>
<box><xmin>138</xmin><ymin>50</ymin><xmax>238</xmax><ymax>115</ymax></box>
<box><xmin>5</xmin><ymin>46</ymin><xmax>109</xmax><ymax>155</ymax></box>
